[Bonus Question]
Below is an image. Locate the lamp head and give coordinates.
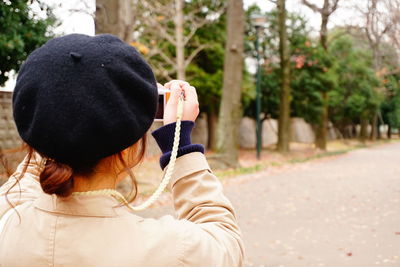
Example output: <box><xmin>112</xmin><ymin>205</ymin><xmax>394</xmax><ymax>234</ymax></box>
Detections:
<box><xmin>250</xmin><ymin>13</ymin><xmax>267</xmax><ymax>28</ymax></box>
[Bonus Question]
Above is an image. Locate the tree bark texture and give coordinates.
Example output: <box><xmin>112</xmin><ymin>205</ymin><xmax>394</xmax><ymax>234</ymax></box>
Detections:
<box><xmin>207</xmin><ymin>110</ymin><xmax>218</xmax><ymax>150</ymax></box>
<box><xmin>363</xmin><ymin>1</ymin><xmax>389</xmax><ymax>141</ymax></box>
<box><xmin>359</xmin><ymin>117</ymin><xmax>369</xmax><ymax>143</ymax></box>
<box><xmin>377</xmin><ymin>115</ymin><xmax>382</xmax><ymax>139</ymax></box>
<box><xmin>277</xmin><ymin>0</ymin><xmax>291</xmax><ymax>153</ymax></box>
<box><xmin>316</xmin><ymin>10</ymin><xmax>329</xmax><ymax>150</ymax></box>
<box><xmin>95</xmin><ymin>0</ymin><xmax>133</xmax><ymax>42</ymax></box>
<box><xmin>315</xmin><ymin>91</ymin><xmax>329</xmax><ymax>150</ymax></box>
<box><xmin>302</xmin><ymin>0</ymin><xmax>340</xmax><ymax>150</ymax></box>
<box><xmin>175</xmin><ymin>0</ymin><xmax>185</xmax><ymax>80</ymax></box>
<box><xmin>387</xmin><ymin>124</ymin><xmax>392</xmax><ymax>139</ymax></box>
<box><xmin>370</xmin><ymin>113</ymin><xmax>378</xmax><ymax>140</ymax></box>
<box><xmin>216</xmin><ymin>0</ymin><xmax>244</xmax><ymax>168</ymax></box>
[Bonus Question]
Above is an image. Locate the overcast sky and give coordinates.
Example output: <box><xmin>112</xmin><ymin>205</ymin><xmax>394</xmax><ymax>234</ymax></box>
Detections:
<box><xmin>2</xmin><ymin>0</ymin><xmax>362</xmax><ymax>91</ymax></box>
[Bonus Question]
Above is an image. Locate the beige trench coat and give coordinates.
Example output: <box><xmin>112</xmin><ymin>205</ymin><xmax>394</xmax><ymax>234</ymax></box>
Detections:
<box><xmin>0</xmin><ymin>152</ymin><xmax>244</xmax><ymax>267</ymax></box>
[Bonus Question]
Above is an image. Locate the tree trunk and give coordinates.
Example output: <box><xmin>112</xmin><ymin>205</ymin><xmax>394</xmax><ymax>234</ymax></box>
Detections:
<box><xmin>370</xmin><ymin>112</ymin><xmax>378</xmax><ymax>140</ymax></box>
<box><xmin>207</xmin><ymin>110</ymin><xmax>218</xmax><ymax>150</ymax></box>
<box><xmin>387</xmin><ymin>124</ymin><xmax>392</xmax><ymax>139</ymax></box>
<box><xmin>352</xmin><ymin>124</ymin><xmax>357</xmax><ymax>139</ymax></box>
<box><xmin>320</xmin><ymin>15</ymin><xmax>329</xmax><ymax>50</ymax></box>
<box><xmin>301</xmin><ymin>0</ymin><xmax>342</xmax><ymax>149</ymax></box>
<box><xmin>377</xmin><ymin>115</ymin><xmax>381</xmax><ymax>139</ymax></box>
<box><xmin>95</xmin><ymin>0</ymin><xmax>133</xmax><ymax>42</ymax></box>
<box><xmin>277</xmin><ymin>0</ymin><xmax>291</xmax><ymax>153</ymax></box>
<box><xmin>359</xmin><ymin>117</ymin><xmax>369</xmax><ymax>143</ymax></box>
<box><xmin>315</xmin><ymin>91</ymin><xmax>328</xmax><ymax>149</ymax></box>
<box><xmin>175</xmin><ymin>0</ymin><xmax>185</xmax><ymax>80</ymax></box>
<box><xmin>216</xmin><ymin>0</ymin><xmax>244</xmax><ymax>168</ymax></box>
<box><xmin>315</xmin><ymin>10</ymin><xmax>330</xmax><ymax>150</ymax></box>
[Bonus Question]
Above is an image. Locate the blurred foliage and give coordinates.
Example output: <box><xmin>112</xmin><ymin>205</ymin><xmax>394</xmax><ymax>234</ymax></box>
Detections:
<box><xmin>135</xmin><ymin>0</ymin><xmax>227</xmax><ymax>115</ymax></box>
<box><xmin>328</xmin><ymin>35</ymin><xmax>381</xmax><ymax>130</ymax></box>
<box><xmin>381</xmin><ymin>73</ymin><xmax>400</xmax><ymax>130</ymax></box>
<box><xmin>0</xmin><ymin>0</ymin><xmax>56</xmax><ymax>86</ymax></box>
<box><xmin>244</xmin><ymin>4</ymin><xmax>399</xmax><ymax>138</ymax></box>
<box><xmin>0</xmin><ymin>0</ymin><xmax>398</xmax><ymax>145</ymax></box>
<box><xmin>137</xmin><ymin>0</ymin><xmax>254</xmax><ymax>119</ymax></box>
<box><xmin>186</xmin><ymin>2</ymin><xmax>226</xmax><ymax>114</ymax></box>
<box><xmin>244</xmin><ymin>7</ymin><xmax>335</xmax><ymax>124</ymax></box>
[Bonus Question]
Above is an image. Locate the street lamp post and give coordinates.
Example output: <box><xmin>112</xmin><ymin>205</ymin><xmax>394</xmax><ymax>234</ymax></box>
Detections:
<box><xmin>251</xmin><ymin>14</ymin><xmax>266</xmax><ymax>160</ymax></box>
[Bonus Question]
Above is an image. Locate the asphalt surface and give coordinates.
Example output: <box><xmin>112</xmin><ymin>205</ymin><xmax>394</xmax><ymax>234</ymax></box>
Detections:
<box><xmin>138</xmin><ymin>142</ymin><xmax>400</xmax><ymax>267</ymax></box>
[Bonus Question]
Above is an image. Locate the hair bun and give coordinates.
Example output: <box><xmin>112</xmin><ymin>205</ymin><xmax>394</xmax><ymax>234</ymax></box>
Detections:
<box><xmin>40</xmin><ymin>160</ymin><xmax>74</xmax><ymax>197</ymax></box>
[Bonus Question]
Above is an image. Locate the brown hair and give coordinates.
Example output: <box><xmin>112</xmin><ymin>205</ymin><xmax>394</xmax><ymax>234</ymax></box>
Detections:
<box><xmin>2</xmin><ymin>136</ymin><xmax>147</xmax><ymax>203</ymax></box>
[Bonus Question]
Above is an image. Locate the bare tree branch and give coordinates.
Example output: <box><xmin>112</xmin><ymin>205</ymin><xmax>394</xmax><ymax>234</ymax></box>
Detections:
<box><xmin>184</xmin><ymin>5</ymin><xmax>226</xmax><ymax>46</ymax></box>
<box><xmin>329</xmin><ymin>0</ymin><xmax>340</xmax><ymax>15</ymax></box>
<box><xmin>68</xmin><ymin>0</ymin><xmax>95</xmax><ymax>18</ymax></box>
<box><xmin>183</xmin><ymin>19</ymin><xmax>209</xmax><ymax>45</ymax></box>
<box><xmin>133</xmin><ymin>0</ymin><xmax>224</xmax><ymax>79</ymax></box>
<box><xmin>146</xmin><ymin>16</ymin><xmax>177</xmax><ymax>45</ymax></box>
<box><xmin>301</xmin><ymin>0</ymin><xmax>323</xmax><ymax>13</ymax></box>
<box><xmin>150</xmin><ymin>48</ymin><xmax>177</xmax><ymax>70</ymax></box>
<box><xmin>185</xmin><ymin>44</ymin><xmax>211</xmax><ymax>68</ymax></box>
<box><xmin>357</xmin><ymin>0</ymin><xmax>396</xmax><ymax>69</ymax></box>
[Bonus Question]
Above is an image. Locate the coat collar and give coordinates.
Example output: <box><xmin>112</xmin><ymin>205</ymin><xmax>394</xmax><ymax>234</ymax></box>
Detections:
<box><xmin>21</xmin><ymin>152</ymin><xmax>142</xmax><ymax>219</ymax></box>
<box><xmin>34</xmin><ymin>192</ymin><xmax>134</xmax><ymax>218</ymax></box>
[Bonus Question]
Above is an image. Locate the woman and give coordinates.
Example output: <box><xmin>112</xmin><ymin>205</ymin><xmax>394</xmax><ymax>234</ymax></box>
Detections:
<box><xmin>0</xmin><ymin>34</ymin><xmax>244</xmax><ymax>266</ymax></box>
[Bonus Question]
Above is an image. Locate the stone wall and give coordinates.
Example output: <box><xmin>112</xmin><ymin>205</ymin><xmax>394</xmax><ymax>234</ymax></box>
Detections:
<box><xmin>238</xmin><ymin>116</ymin><xmax>321</xmax><ymax>148</ymax></box>
<box><xmin>291</xmin><ymin>117</ymin><xmax>315</xmax><ymax>143</ymax></box>
<box><xmin>192</xmin><ymin>113</ymin><xmax>208</xmax><ymax>146</ymax></box>
<box><xmin>238</xmin><ymin>117</ymin><xmax>280</xmax><ymax>148</ymax></box>
<box><xmin>239</xmin><ymin>117</ymin><xmax>256</xmax><ymax>149</ymax></box>
<box><xmin>0</xmin><ymin>92</ymin><xmax>21</xmax><ymax>150</ymax></box>
<box><xmin>148</xmin><ymin>116</ymin><xmax>321</xmax><ymax>152</ymax></box>
<box><xmin>262</xmin><ymin>119</ymin><xmax>278</xmax><ymax>147</ymax></box>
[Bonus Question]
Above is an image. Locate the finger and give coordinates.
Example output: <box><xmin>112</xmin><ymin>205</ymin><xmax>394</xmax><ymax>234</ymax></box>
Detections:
<box><xmin>164</xmin><ymin>80</ymin><xmax>180</xmax><ymax>88</ymax></box>
<box><xmin>163</xmin><ymin>81</ymin><xmax>173</xmax><ymax>89</ymax></box>
<box><xmin>182</xmin><ymin>84</ymin><xmax>198</xmax><ymax>102</ymax></box>
<box><xmin>156</xmin><ymin>83</ymin><xmax>164</xmax><ymax>90</ymax></box>
<box><xmin>165</xmin><ymin>80</ymin><xmax>189</xmax><ymax>89</ymax></box>
<box><xmin>168</xmin><ymin>81</ymin><xmax>183</xmax><ymax>104</ymax></box>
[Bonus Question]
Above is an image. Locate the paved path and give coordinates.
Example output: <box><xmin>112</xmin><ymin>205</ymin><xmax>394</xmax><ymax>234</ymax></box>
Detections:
<box><xmin>139</xmin><ymin>142</ymin><xmax>400</xmax><ymax>267</ymax></box>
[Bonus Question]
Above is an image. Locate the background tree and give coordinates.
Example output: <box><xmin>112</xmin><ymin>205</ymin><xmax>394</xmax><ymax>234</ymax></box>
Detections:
<box><xmin>95</xmin><ymin>0</ymin><xmax>133</xmax><ymax>42</ymax></box>
<box><xmin>216</xmin><ymin>0</ymin><xmax>244</xmax><ymax>167</ymax></box>
<box><xmin>0</xmin><ymin>0</ymin><xmax>56</xmax><ymax>86</ymax></box>
<box><xmin>276</xmin><ymin>0</ymin><xmax>291</xmax><ymax>152</ymax></box>
<box><xmin>131</xmin><ymin>0</ymin><xmax>226</xmax><ymax>150</ymax></box>
<box><xmin>186</xmin><ymin>14</ymin><xmax>226</xmax><ymax>150</ymax></box>
<box><xmin>379</xmin><ymin>41</ymin><xmax>400</xmax><ymax>138</ymax></box>
<box><xmin>381</xmin><ymin>72</ymin><xmax>400</xmax><ymax>138</ymax></box>
<box><xmin>386</xmin><ymin>0</ymin><xmax>400</xmax><ymax>53</ymax></box>
<box><xmin>132</xmin><ymin>0</ymin><xmax>225</xmax><ymax>80</ymax></box>
<box><xmin>302</xmin><ymin>0</ymin><xmax>340</xmax><ymax>150</ymax></box>
<box><xmin>244</xmin><ymin>9</ymin><xmax>334</xmax><ymax>144</ymax></box>
<box><xmin>328</xmin><ymin>34</ymin><xmax>381</xmax><ymax>142</ymax></box>
<box><xmin>356</xmin><ymin>0</ymin><xmax>399</xmax><ymax>139</ymax></box>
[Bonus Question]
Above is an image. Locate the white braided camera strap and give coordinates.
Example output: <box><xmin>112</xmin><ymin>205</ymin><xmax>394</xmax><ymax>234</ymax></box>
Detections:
<box><xmin>127</xmin><ymin>94</ymin><xmax>184</xmax><ymax>211</ymax></box>
<box><xmin>73</xmin><ymin>94</ymin><xmax>185</xmax><ymax>211</ymax></box>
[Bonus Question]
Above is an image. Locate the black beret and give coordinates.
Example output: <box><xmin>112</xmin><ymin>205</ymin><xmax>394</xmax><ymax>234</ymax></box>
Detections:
<box><xmin>13</xmin><ymin>34</ymin><xmax>158</xmax><ymax>166</ymax></box>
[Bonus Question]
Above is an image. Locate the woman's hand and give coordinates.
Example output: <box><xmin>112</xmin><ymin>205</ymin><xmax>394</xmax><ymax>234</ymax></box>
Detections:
<box><xmin>163</xmin><ymin>80</ymin><xmax>200</xmax><ymax>125</ymax></box>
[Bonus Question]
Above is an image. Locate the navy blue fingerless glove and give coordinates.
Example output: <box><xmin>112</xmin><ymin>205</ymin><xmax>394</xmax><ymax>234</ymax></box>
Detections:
<box><xmin>151</xmin><ymin>121</ymin><xmax>205</xmax><ymax>169</ymax></box>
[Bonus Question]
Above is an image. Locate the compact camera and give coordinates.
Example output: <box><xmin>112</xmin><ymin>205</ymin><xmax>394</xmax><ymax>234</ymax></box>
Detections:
<box><xmin>154</xmin><ymin>86</ymin><xmax>171</xmax><ymax>121</ymax></box>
